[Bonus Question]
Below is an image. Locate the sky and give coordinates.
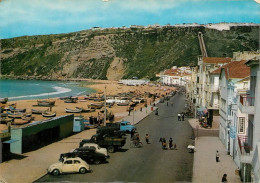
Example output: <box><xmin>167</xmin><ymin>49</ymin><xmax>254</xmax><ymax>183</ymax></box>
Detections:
<box><xmin>0</xmin><ymin>0</ymin><xmax>259</xmax><ymax>39</ymax></box>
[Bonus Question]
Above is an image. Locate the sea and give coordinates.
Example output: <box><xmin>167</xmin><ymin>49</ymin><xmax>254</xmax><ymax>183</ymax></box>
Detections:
<box><xmin>0</xmin><ymin>79</ymin><xmax>96</xmax><ymax>101</ymax></box>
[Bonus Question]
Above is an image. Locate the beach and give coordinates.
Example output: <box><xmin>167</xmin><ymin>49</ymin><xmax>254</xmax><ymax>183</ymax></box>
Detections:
<box><xmin>0</xmin><ymin>80</ymin><xmax>175</xmax><ymax>131</ymax></box>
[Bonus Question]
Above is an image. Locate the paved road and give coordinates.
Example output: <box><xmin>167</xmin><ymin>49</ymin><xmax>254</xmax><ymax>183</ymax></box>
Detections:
<box><xmin>36</xmin><ymin>94</ymin><xmax>194</xmax><ymax>183</ymax></box>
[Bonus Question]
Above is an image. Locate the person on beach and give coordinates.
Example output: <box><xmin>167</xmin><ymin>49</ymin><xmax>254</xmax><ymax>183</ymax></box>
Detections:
<box><xmin>169</xmin><ymin>138</ymin><xmax>173</xmax><ymax>149</ymax></box>
<box><xmin>216</xmin><ymin>150</ymin><xmax>220</xmax><ymax>162</ymax></box>
<box><xmin>145</xmin><ymin>134</ymin><xmax>149</xmax><ymax>144</ymax></box>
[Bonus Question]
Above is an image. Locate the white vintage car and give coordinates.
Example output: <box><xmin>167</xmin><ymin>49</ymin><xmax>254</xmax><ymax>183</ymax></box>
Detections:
<box><xmin>48</xmin><ymin>157</ymin><xmax>91</xmax><ymax>175</ymax></box>
<box><xmin>81</xmin><ymin>143</ymin><xmax>108</xmax><ymax>156</ymax></box>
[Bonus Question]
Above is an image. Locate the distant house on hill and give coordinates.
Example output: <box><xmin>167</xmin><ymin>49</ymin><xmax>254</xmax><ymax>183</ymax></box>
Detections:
<box><xmin>160</xmin><ymin>66</ymin><xmax>191</xmax><ymax>86</ymax></box>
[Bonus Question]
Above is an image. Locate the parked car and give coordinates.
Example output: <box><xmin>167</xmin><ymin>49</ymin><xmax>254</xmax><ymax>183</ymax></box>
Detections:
<box><xmin>80</xmin><ymin>143</ymin><xmax>108</xmax><ymax>156</ymax></box>
<box><xmin>47</xmin><ymin>157</ymin><xmax>91</xmax><ymax>175</ymax></box>
<box><xmin>61</xmin><ymin>147</ymin><xmax>109</xmax><ymax>164</ymax></box>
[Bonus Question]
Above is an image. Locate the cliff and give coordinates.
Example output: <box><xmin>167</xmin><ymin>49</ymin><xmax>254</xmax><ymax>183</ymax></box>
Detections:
<box><xmin>0</xmin><ymin>25</ymin><xmax>259</xmax><ymax>80</ymax></box>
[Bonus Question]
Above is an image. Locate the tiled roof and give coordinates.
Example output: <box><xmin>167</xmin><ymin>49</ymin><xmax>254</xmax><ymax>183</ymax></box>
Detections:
<box><xmin>203</xmin><ymin>57</ymin><xmax>232</xmax><ymax>64</ymax></box>
<box><xmin>220</xmin><ymin>60</ymin><xmax>250</xmax><ymax>79</ymax></box>
<box><xmin>211</xmin><ymin>67</ymin><xmax>221</xmax><ymax>74</ymax></box>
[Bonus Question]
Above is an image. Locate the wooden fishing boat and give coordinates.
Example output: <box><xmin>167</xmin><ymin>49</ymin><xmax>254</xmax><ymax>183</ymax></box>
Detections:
<box><xmin>64</xmin><ymin>98</ymin><xmax>77</xmax><ymax>103</ymax></box>
<box><xmin>75</xmin><ymin>107</ymin><xmax>90</xmax><ymax>113</ymax></box>
<box><xmin>0</xmin><ymin>113</ymin><xmax>8</xmax><ymax>117</ymax></box>
<box><xmin>37</xmin><ymin>100</ymin><xmax>55</xmax><ymax>106</ymax></box>
<box><xmin>0</xmin><ymin>98</ymin><xmax>8</xmax><ymax>104</ymax></box>
<box><xmin>7</xmin><ymin>111</ymin><xmax>24</xmax><ymax>118</ymax></box>
<box><xmin>0</xmin><ymin>117</ymin><xmax>14</xmax><ymax>124</ymax></box>
<box><xmin>32</xmin><ymin>109</ymin><xmax>47</xmax><ymax>114</ymax></box>
<box><xmin>88</xmin><ymin>103</ymin><xmax>103</xmax><ymax>109</ymax></box>
<box><xmin>42</xmin><ymin>111</ymin><xmax>56</xmax><ymax>117</ymax></box>
<box><xmin>65</xmin><ymin>108</ymin><xmax>82</xmax><ymax>113</ymax></box>
<box><xmin>10</xmin><ymin>107</ymin><xmax>26</xmax><ymax>113</ymax></box>
<box><xmin>117</xmin><ymin>102</ymin><xmax>129</xmax><ymax>106</ymax></box>
<box><xmin>13</xmin><ymin>117</ymin><xmax>33</xmax><ymax>125</ymax></box>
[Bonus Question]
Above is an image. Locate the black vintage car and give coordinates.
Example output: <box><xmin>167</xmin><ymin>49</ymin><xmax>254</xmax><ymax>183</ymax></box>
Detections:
<box><xmin>60</xmin><ymin>147</ymin><xmax>109</xmax><ymax>165</ymax></box>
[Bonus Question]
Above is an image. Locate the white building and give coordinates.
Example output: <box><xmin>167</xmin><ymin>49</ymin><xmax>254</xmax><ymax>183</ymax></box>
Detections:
<box><xmin>237</xmin><ymin>57</ymin><xmax>260</xmax><ymax>182</ymax></box>
<box><xmin>218</xmin><ymin>60</ymin><xmax>250</xmax><ymax>161</ymax></box>
<box><xmin>160</xmin><ymin>67</ymin><xmax>191</xmax><ymax>86</ymax></box>
<box><xmin>118</xmin><ymin>79</ymin><xmax>149</xmax><ymax>86</ymax></box>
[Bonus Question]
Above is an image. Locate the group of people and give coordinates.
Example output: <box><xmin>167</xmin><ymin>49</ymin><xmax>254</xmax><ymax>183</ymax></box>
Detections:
<box><xmin>159</xmin><ymin>137</ymin><xmax>176</xmax><ymax>150</ymax></box>
<box><xmin>177</xmin><ymin>112</ymin><xmax>185</xmax><ymax>121</ymax></box>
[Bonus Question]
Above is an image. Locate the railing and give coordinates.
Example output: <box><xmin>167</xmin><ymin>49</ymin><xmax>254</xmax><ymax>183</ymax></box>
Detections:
<box><xmin>240</xmin><ymin>94</ymin><xmax>255</xmax><ymax>106</ymax></box>
<box><xmin>238</xmin><ymin>135</ymin><xmax>252</xmax><ymax>155</ymax></box>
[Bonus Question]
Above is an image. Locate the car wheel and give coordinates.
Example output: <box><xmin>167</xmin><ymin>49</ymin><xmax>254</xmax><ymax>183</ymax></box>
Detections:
<box><xmin>126</xmin><ymin>130</ymin><xmax>129</xmax><ymax>133</ymax></box>
<box><xmin>52</xmin><ymin>169</ymin><xmax>60</xmax><ymax>176</ymax></box>
<box><xmin>107</xmin><ymin>146</ymin><xmax>115</xmax><ymax>153</ymax></box>
<box><xmin>79</xmin><ymin>167</ymin><xmax>87</xmax><ymax>174</ymax></box>
<box><xmin>94</xmin><ymin>159</ymin><xmax>101</xmax><ymax>165</ymax></box>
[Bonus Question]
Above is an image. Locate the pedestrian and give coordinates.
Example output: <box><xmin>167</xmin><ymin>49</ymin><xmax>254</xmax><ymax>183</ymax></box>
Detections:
<box><xmin>155</xmin><ymin>108</ymin><xmax>159</xmax><ymax>115</ymax></box>
<box><xmin>162</xmin><ymin>138</ymin><xmax>167</xmax><ymax>150</ymax></box>
<box><xmin>182</xmin><ymin>112</ymin><xmax>185</xmax><ymax>121</ymax></box>
<box><xmin>178</xmin><ymin>113</ymin><xmax>181</xmax><ymax>121</ymax></box>
<box><xmin>171</xmin><ymin>101</ymin><xmax>173</xmax><ymax>107</ymax></box>
<box><xmin>128</xmin><ymin>108</ymin><xmax>131</xmax><ymax>116</ymax></box>
<box><xmin>216</xmin><ymin>150</ymin><xmax>220</xmax><ymax>162</ymax></box>
<box><xmin>140</xmin><ymin>107</ymin><xmax>142</xmax><ymax>112</ymax></box>
<box><xmin>167</xmin><ymin>101</ymin><xmax>168</xmax><ymax>106</ymax></box>
<box><xmin>145</xmin><ymin>134</ymin><xmax>149</xmax><ymax>144</ymax></box>
<box><xmin>159</xmin><ymin>137</ymin><xmax>163</xmax><ymax>143</ymax></box>
<box><xmin>221</xmin><ymin>174</ymin><xmax>228</xmax><ymax>182</ymax></box>
<box><xmin>169</xmin><ymin>138</ymin><xmax>173</xmax><ymax>149</ymax></box>
<box><xmin>173</xmin><ymin>143</ymin><xmax>177</xmax><ymax>150</ymax></box>
<box><xmin>130</xmin><ymin>129</ymin><xmax>135</xmax><ymax>139</ymax></box>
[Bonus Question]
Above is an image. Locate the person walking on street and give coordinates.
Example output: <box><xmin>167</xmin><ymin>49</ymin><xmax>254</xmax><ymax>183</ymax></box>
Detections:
<box><xmin>171</xmin><ymin>101</ymin><xmax>173</xmax><ymax>107</ymax></box>
<box><xmin>169</xmin><ymin>138</ymin><xmax>173</xmax><ymax>149</ymax></box>
<box><xmin>130</xmin><ymin>129</ymin><xmax>135</xmax><ymax>139</ymax></box>
<box><xmin>173</xmin><ymin>143</ymin><xmax>177</xmax><ymax>150</ymax></box>
<box><xmin>162</xmin><ymin>138</ymin><xmax>167</xmax><ymax>150</ymax></box>
<box><xmin>145</xmin><ymin>134</ymin><xmax>149</xmax><ymax>144</ymax></box>
<box><xmin>221</xmin><ymin>174</ymin><xmax>228</xmax><ymax>182</ymax></box>
<box><xmin>182</xmin><ymin>112</ymin><xmax>185</xmax><ymax>121</ymax></box>
<box><xmin>167</xmin><ymin>101</ymin><xmax>168</xmax><ymax>106</ymax></box>
<box><xmin>216</xmin><ymin>150</ymin><xmax>220</xmax><ymax>162</ymax></box>
<box><xmin>178</xmin><ymin>113</ymin><xmax>181</xmax><ymax>121</ymax></box>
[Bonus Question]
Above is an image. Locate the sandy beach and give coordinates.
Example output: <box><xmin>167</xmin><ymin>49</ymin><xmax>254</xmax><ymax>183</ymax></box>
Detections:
<box><xmin>0</xmin><ymin>80</ymin><xmax>175</xmax><ymax>131</ymax></box>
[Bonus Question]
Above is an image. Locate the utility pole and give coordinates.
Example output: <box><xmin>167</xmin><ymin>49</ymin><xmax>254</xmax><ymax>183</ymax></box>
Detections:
<box><xmin>104</xmin><ymin>85</ymin><xmax>107</xmax><ymax>126</ymax></box>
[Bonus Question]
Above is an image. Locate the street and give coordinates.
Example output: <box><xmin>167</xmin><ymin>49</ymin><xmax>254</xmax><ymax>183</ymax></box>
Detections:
<box><xmin>36</xmin><ymin>93</ymin><xmax>194</xmax><ymax>182</ymax></box>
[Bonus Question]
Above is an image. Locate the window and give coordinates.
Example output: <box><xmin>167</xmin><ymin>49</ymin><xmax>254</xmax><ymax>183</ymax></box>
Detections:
<box><xmin>74</xmin><ymin>160</ymin><xmax>81</xmax><ymax>164</ymax></box>
<box><xmin>64</xmin><ymin>160</ymin><xmax>73</xmax><ymax>164</ymax></box>
<box><xmin>239</xmin><ymin>117</ymin><xmax>245</xmax><ymax>133</ymax></box>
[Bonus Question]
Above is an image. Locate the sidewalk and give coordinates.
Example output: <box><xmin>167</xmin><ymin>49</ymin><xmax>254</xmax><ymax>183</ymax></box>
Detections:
<box><xmin>193</xmin><ymin>137</ymin><xmax>241</xmax><ymax>183</ymax></box>
<box><xmin>0</xmin><ymin>103</ymin><xmax>156</xmax><ymax>183</ymax></box>
<box><xmin>123</xmin><ymin>103</ymin><xmax>158</xmax><ymax>125</ymax></box>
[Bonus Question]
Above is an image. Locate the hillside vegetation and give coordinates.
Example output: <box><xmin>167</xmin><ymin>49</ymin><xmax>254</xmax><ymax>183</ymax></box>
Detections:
<box><xmin>0</xmin><ymin>26</ymin><xmax>259</xmax><ymax>80</ymax></box>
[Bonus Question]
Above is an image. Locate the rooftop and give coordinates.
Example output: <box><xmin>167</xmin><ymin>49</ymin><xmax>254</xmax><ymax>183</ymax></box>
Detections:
<box><xmin>219</xmin><ymin>60</ymin><xmax>250</xmax><ymax>79</ymax></box>
<box><xmin>203</xmin><ymin>57</ymin><xmax>232</xmax><ymax>64</ymax></box>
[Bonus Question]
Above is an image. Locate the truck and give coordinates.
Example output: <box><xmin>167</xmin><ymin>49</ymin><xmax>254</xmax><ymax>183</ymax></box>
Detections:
<box><xmin>79</xmin><ymin>134</ymin><xmax>126</xmax><ymax>153</ymax></box>
<box><xmin>105</xmin><ymin>121</ymin><xmax>136</xmax><ymax>133</ymax></box>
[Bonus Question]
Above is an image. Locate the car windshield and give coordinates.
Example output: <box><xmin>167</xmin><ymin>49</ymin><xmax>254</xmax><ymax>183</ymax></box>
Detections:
<box><xmin>126</xmin><ymin>122</ymin><xmax>131</xmax><ymax>125</ymax></box>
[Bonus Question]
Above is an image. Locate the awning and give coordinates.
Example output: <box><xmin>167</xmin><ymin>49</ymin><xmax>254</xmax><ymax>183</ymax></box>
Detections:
<box><xmin>3</xmin><ymin>139</ymin><xmax>18</xmax><ymax>144</ymax></box>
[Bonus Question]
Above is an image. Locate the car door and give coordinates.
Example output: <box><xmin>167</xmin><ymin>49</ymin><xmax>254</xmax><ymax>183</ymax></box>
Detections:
<box><xmin>73</xmin><ymin>160</ymin><xmax>81</xmax><ymax>172</ymax></box>
<box><xmin>62</xmin><ymin>160</ymin><xmax>74</xmax><ymax>173</ymax></box>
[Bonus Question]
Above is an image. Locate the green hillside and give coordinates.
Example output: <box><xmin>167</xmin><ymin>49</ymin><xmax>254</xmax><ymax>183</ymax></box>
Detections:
<box><xmin>1</xmin><ymin>25</ymin><xmax>259</xmax><ymax>80</ymax></box>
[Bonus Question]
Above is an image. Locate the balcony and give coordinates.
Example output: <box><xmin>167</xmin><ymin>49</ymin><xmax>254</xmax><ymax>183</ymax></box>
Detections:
<box><xmin>238</xmin><ymin>136</ymin><xmax>253</xmax><ymax>163</ymax></box>
<box><xmin>239</xmin><ymin>94</ymin><xmax>255</xmax><ymax>114</ymax></box>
